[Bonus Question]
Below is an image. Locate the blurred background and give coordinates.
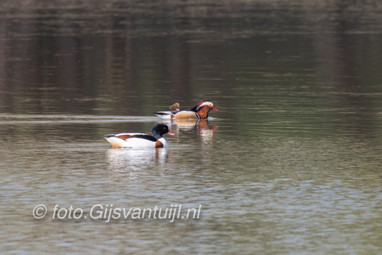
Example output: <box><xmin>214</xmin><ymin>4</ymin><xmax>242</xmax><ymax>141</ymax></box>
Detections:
<box><xmin>0</xmin><ymin>1</ymin><xmax>381</xmax><ymax>254</ymax></box>
<box><xmin>1</xmin><ymin>0</ymin><xmax>381</xmax><ymax>116</ymax></box>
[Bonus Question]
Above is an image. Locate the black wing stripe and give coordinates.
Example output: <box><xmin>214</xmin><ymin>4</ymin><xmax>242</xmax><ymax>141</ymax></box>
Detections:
<box><xmin>131</xmin><ymin>135</ymin><xmax>157</xmax><ymax>142</ymax></box>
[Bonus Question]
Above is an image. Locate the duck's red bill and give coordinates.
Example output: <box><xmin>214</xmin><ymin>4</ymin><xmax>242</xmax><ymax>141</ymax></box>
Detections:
<box><xmin>212</xmin><ymin>107</ymin><xmax>218</xmax><ymax>111</ymax></box>
<box><xmin>167</xmin><ymin>132</ymin><xmax>175</xmax><ymax>136</ymax></box>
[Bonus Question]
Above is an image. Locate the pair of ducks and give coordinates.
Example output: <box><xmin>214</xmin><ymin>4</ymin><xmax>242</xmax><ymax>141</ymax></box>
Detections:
<box><xmin>105</xmin><ymin>101</ymin><xmax>217</xmax><ymax>148</ymax></box>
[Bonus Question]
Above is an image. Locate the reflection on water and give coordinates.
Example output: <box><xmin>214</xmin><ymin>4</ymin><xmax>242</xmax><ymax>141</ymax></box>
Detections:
<box><xmin>106</xmin><ymin>148</ymin><xmax>168</xmax><ymax>176</ymax></box>
<box><xmin>1</xmin><ymin>0</ymin><xmax>382</xmax><ymax>254</ymax></box>
<box><xmin>161</xmin><ymin>119</ymin><xmax>218</xmax><ymax>146</ymax></box>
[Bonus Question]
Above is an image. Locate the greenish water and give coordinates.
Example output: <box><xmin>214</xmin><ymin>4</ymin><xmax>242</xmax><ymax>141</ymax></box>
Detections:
<box><xmin>0</xmin><ymin>1</ymin><xmax>381</xmax><ymax>254</ymax></box>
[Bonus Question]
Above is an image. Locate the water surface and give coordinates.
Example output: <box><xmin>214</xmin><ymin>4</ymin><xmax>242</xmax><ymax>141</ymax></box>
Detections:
<box><xmin>0</xmin><ymin>1</ymin><xmax>381</xmax><ymax>254</ymax></box>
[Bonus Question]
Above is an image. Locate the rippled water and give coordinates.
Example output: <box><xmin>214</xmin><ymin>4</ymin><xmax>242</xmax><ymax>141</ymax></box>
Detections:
<box><xmin>1</xmin><ymin>1</ymin><xmax>382</xmax><ymax>254</ymax></box>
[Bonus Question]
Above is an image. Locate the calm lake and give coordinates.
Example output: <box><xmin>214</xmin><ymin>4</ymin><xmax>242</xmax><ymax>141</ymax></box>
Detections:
<box><xmin>1</xmin><ymin>0</ymin><xmax>381</xmax><ymax>254</ymax></box>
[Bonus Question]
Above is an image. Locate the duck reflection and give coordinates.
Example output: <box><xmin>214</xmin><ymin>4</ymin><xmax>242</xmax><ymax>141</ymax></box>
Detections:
<box><xmin>161</xmin><ymin>119</ymin><xmax>218</xmax><ymax>145</ymax></box>
<box><xmin>196</xmin><ymin>120</ymin><xmax>218</xmax><ymax>145</ymax></box>
<box><xmin>106</xmin><ymin>148</ymin><xmax>167</xmax><ymax>179</ymax></box>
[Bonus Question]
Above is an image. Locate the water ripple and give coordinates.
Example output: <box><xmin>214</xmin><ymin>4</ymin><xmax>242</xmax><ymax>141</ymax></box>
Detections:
<box><xmin>0</xmin><ymin>114</ymin><xmax>158</xmax><ymax>125</ymax></box>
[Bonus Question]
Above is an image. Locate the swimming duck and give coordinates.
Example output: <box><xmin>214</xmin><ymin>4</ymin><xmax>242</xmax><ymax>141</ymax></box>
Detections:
<box><xmin>105</xmin><ymin>124</ymin><xmax>174</xmax><ymax>148</ymax></box>
<box><xmin>155</xmin><ymin>101</ymin><xmax>217</xmax><ymax>119</ymax></box>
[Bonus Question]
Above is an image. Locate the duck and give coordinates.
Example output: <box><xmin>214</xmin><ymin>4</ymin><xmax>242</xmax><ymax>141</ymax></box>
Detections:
<box><xmin>155</xmin><ymin>101</ymin><xmax>218</xmax><ymax>119</ymax></box>
<box><xmin>105</xmin><ymin>124</ymin><xmax>174</xmax><ymax>149</ymax></box>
